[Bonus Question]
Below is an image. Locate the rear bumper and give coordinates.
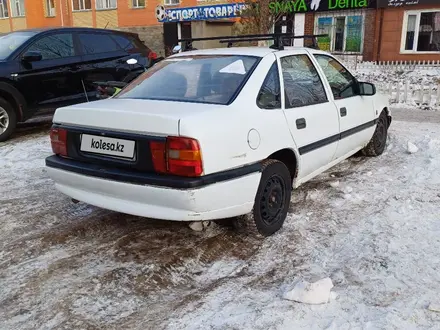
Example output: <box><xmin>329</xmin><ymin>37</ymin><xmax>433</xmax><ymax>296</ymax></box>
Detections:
<box><xmin>45</xmin><ymin>156</ymin><xmax>262</xmax><ymax>221</ymax></box>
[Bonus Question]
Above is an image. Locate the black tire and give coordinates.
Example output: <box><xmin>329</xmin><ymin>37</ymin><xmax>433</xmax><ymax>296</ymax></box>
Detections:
<box><xmin>235</xmin><ymin>159</ymin><xmax>292</xmax><ymax>238</ymax></box>
<box><xmin>0</xmin><ymin>97</ymin><xmax>17</xmax><ymax>143</ymax></box>
<box><xmin>362</xmin><ymin>111</ymin><xmax>388</xmax><ymax>157</ymax></box>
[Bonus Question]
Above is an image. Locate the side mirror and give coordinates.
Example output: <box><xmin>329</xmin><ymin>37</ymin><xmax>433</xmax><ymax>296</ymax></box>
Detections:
<box><xmin>358</xmin><ymin>82</ymin><xmax>376</xmax><ymax>96</ymax></box>
<box><xmin>172</xmin><ymin>44</ymin><xmax>181</xmax><ymax>54</ymax></box>
<box><xmin>22</xmin><ymin>51</ymin><xmax>42</xmax><ymax>62</ymax></box>
<box><xmin>126</xmin><ymin>58</ymin><xmax>138</xmax><ymax>65</ymax></box>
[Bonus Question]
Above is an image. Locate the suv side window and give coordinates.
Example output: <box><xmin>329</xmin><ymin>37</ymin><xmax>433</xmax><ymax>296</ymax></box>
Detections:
<box><xmin>314</xmin><ymin>54</ymin><xmax>357</xmax><ymax>99</ymax></box>
<box><xmin>257</xmin><ymin>62</ymin><xmax>281</xmax><ymax>109</ymax></box>
<box><xmin>27</xmin><ymin>33</ymin><xmax>74</xmax><ymax>60</ymax></box>
<box><xmin>280</xmin><ymin>54</ymin><xmax>327</xmax><ymax>108</ymax></box>
<box><xmin>79</xmin><ymin>33</ymin><xmax>120</xmax><ymax>55</ymax></box>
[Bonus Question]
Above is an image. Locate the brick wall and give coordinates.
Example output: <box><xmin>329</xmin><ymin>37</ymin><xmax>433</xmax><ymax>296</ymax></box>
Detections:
<box><xmin>304</xmin><ymin>13</ymin><xmax>315</xmax><ymax>47</ymax></box>
<box><xmin>378</xmin><ymin>5</ymin><xmax>440</xmax><ymax>62</ymax></box>
<box><xmin>362</xmin><ymin>9</ymin><xmax>377</xmax><ymax>61</ymax></box>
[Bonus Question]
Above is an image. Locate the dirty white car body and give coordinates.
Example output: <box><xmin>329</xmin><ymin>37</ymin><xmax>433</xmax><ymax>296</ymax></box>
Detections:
<box><xmin>45</xmin><ymin>46</ymin><xmax>391</xmax><ymax>237</ymax></box>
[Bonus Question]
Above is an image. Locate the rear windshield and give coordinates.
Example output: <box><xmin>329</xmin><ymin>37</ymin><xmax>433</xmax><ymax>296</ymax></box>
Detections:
<box><xmin>0</xmin><ymin>31</ymin><xmax>36</xmax><ymax>60</ymax></box>
<box><xmin>116</xmin><ymin>55</ymin><xmax>259</xmax><ymax>105</ymax></box>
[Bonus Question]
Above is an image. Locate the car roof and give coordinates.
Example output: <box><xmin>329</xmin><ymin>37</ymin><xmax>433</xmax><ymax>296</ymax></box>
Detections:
<box><xmin>10</xmin><ymin>26</ymin><xmax>135</xmax><ymax>36</ymax></box>
<box><xmin>170</xmin><ymin>46</ymin><xmax>324</xmax><ymax>58</ymax></box>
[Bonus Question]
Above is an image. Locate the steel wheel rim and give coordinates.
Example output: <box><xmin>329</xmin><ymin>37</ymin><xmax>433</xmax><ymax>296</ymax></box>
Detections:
<box><xmin>260</xmin><ymin>174</ymin><xmax>286</xmax><ymax>226</ymax></box>
<box><xmin>0</xmin><ymin>107</ymin><xmax>9</xmax><ymax>134</ymax></box>
<box><xmin>375</xmin><ymin>117</ymin><xmax>387</xmax><ymax>151</ymax></box>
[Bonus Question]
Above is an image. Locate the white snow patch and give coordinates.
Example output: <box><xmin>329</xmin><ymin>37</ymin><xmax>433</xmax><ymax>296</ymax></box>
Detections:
<box><xmin>407</xmin><ymin>141</ymin><xmax>419</xmax><ymax>154</ymax></box>
<box><xmin>283</xmin><ymin>278</ymin><xmax>334</xmax><ymax>305</ymax></box>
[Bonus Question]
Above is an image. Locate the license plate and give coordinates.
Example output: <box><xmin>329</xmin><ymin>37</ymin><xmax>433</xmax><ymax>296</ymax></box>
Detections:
<box><xmin>80</xmin><ymin>134</ymin><xmax>135</xmax><ymax>159</ymax></box>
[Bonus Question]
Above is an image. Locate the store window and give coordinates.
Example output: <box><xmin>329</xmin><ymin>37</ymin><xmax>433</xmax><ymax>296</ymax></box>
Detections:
<box><xmin>315</xmin><ymin>14</ymin><xmax>364</xmax><ymax>53</ymax></box>
<box><xmin>402</xmin><ymin>10</ymin><xmax>440</xmax><ymax>52</ymax></box>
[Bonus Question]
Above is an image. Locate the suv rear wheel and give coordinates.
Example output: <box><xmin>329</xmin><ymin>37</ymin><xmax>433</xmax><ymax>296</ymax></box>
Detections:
<box><xmin>234</xmin><ymin>159</ymin><xmax>292</xmax><ymax>238</ymax></box>
<box><xmin>0</xmin><ymin>97</ymin><xmax>16</xmax><ymax>142</ymax></box>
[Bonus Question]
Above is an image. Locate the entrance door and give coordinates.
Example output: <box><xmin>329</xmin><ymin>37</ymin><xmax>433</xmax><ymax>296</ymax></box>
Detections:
<box><xmin>163</xmin><ymin>22</ymin><xmax>178</xmax><ymax>56</ymax></box>
<box><xmin>274</xmin><ymin>14</ymin><xmax>294</xmax><ymax>46</ymax></box>
<box><xmin>334</xmin><ymin>17</ymin><xmax>345</xmax><ymax>52</ymax></box>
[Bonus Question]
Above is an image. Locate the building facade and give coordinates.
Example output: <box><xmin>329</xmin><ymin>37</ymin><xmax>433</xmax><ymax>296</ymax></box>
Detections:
<box><xmin>376</xmin><ymin>0</ymin><xmax>440</xmax><ymax>62</ymax></box>
<box><xmin>0</xmin><ymin>0</ymin><xmax>439</xmax><ymax>62</ymax></box>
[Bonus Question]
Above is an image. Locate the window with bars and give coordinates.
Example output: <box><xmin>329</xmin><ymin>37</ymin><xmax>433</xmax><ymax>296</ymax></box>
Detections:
<box><xmin>72</xmin><ymin>0</ymin><xmax>92</xmax><ymax>11</ymax></box>
<box><xmin>10</xmin><ymin>0</ymin><xmax>25</xmax><ymax>17</ymax></box>
<box><xmin>46</xmin><ymin>0</ymin><xmax>56</xmax><ymax>17</ymax></box>
<box><xmin>96</xmin><ymin>0</ymin><xmax>117</xmax><ymax>9</ymax></box>
<box><xmin>164</xmin><ymin>0</ymin><xmax>179</xmax><ymax>5</ymax></box>
<box><xmin>402</xmin><ymin>10</ymin><xmax>440</xmax><ymax>52</ymax></box>
<box><xmin>0</xmin><ymin>0</ymin><xmax>8</xmax><ymax>18</ymax></box>
<box><xmin>132</xmin><ymin>0</ymin><xmax>145</xmax><ymax>8</ymax></box>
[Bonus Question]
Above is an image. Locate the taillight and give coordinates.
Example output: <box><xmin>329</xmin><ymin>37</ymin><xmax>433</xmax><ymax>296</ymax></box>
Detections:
<box><xmin>50</xmin><ymin>128</ymin><xmax>68</xmax><ymax>156</ymax></box>
<box><xmin>148</xmin><ymin>51</ymin><xmax>157</xmax><ymax>60</ymax></box>
<box><xmin>150</xmin><ymin>137</ymin><xmax>203</xmax><ymax>177</ymax></box>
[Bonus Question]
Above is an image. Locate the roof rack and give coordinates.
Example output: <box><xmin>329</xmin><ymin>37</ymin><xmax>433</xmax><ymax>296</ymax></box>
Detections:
<box><xmin>177</xmin><ymin>33</ymin><xmax>328</xmax><ymax>51</ymax></box>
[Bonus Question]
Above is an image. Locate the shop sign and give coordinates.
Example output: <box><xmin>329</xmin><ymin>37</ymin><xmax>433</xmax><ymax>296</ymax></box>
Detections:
<box><xmin>269</xmin><ymin>0</ymin><xmax>377</xmax><ymax>14</ymax></box>
<box><xmin>155</xmin><ymin>3</ymin><xmax>247</xmax><ymax>23</ymax></box>
<box><xmin>378</xmin><ymin>0</ymin><xmax>439</xmax><ymax>7</ymax></box>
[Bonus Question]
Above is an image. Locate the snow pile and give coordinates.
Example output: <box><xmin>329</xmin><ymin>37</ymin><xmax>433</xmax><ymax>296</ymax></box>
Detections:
<box><xmin>353</xmin><ymin>67</ymin><xmax>440</xmax><ymax>111</ymax></box>
<box><xmin>1</xmin><ymin>118</ymin><xmax>440</xmax><ymax>329</ymax></box>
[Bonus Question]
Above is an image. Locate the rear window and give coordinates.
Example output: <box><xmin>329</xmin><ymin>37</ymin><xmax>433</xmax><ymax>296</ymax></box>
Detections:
<box><xmin>116</xmin><ymin>55</ymin><xmax>259</xmax><ymax>105</ymax></box>
<box><xmin>79</xmin><ymin>33</ymin><xmax>119</xmax><ymax>54</ymax></box>
<box><xmin>112</xmin><ymin>34</ymin><xmax>136</xmax><ymax>51</ymax></box>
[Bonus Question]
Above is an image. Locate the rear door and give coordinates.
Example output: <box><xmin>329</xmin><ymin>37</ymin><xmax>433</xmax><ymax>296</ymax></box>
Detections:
<box><xmin>276</xmin><ymin>50</ymin><xmax>340</xmax><ymax>180</ymax></box>
<box><xmin>312</xmin><ymin>54</ymin><xmax>375</xmax><ymax>160</ymax></box>
<box><xmin>14</xmin><ymin>31</ymin><xmax>83</xmax><ymax>112</ymax></box>
<box><xmin>77</xmin><ymin>31</ymin><xmax>132</xmax><ymax>102</ymax></box>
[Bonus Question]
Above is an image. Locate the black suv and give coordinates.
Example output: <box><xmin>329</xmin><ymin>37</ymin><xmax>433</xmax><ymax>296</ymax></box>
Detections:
<box><xmin>0</xmin><ymin>27</ymin><xmax>155</xmax><ymax>142</ymax></box>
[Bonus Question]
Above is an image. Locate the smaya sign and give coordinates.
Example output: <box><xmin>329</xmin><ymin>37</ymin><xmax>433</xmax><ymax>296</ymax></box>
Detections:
<box><xmin>269</xmin><ymin>0</ymin><xmax>377</xmax><ymax>14</ymax></box>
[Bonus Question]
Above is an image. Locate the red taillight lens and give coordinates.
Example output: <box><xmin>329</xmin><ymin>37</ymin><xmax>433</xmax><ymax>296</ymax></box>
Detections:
<box><xmin>148</xmin><ymin>51</ymin><xmax>157</xmax><ymax>60</ymax></box>
<box><xmin>150</xmin><ymin>141</ymin><xmax>167</xmax><ymax>174</ymax></box>
<box><xmin>50</xmin><ymin>128</ymin><xmax>68</xmax><ymax>156</ymax></box>
<box><xmin>150</xmin><ymin>137</ymin><xmax>203</xmax><ymax>177</ymax></box>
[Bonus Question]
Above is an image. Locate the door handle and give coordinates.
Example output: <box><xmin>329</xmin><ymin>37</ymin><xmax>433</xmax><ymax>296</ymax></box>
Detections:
<box><xmin>340</xmin><ymin>107</ymin><xmax>347</xmax><ymax>117</ymax></box>
<box><xmin>296</xmin><ymin>118</ymin><xmax>306</xmax><ymax>129</ymax></box>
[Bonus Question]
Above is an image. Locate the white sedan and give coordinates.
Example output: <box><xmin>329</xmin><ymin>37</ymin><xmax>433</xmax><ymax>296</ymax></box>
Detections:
<box><xmin>45</xmin><ymin>45</ymin><xmax>391</xmax><ymax>237</ymax></box>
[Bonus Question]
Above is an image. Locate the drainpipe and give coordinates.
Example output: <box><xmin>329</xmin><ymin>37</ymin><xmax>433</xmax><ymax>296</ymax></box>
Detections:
<box><xmin>376</xmin><ymin>8</ymin><xmax>384</xmax><ymax>62</ymax></box>
<box><xmin>60</xmin><ymin>0</ymin><xmax>64</xmax><ymax>26</ymax></box>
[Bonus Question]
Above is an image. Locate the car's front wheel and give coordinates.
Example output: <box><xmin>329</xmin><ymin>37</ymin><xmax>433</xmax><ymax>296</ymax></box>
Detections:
<box><xmin>0</xmin><ymin>97</ymin><xmax>17</xmax><ymax>143</ymax></box>
<box><xmin>235</xmin><ymin>159</ymin><xmax>292</xmax><ymax>238</ymax></box>
<box><xmin>362</xmin><ymin>110</ymin><xmax>389</xmax><ymax>157</ymax></box>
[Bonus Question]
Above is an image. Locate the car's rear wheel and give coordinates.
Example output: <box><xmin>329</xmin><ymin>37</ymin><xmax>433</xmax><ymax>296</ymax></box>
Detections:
<box><xmin>235</xmin><ymin>159</ymin><xmax>292</xmax><ymax>238</ymax></box>
<box><xmin>362</xmin><ymin>111</ymin><xmax>388</xmax><ymax>157</ymax></box>
<box><xmin>0</xmin><ymin>97</ymin><xmax>16</xmax><ymax>143</ymax></box>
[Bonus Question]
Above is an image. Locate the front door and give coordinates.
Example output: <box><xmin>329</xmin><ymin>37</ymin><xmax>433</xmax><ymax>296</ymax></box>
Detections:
<box><xmin>15</xmin><ymin>32</ymin><xmax>83</xmax><ymax>112</ymax></box>
<box><xmin>313</xmin><ymin>54</ymin><xmax>375</xmax><ymax>160</ymax></box>
<box><xmin>163</xmin><ymin>23</ymin><xmax>178</xmax><ymax>56</ymax></box>
<box><xmin>277</xmin><ymin>51</ymin><xmax>340</xmax><ymax>180</ymax></box>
